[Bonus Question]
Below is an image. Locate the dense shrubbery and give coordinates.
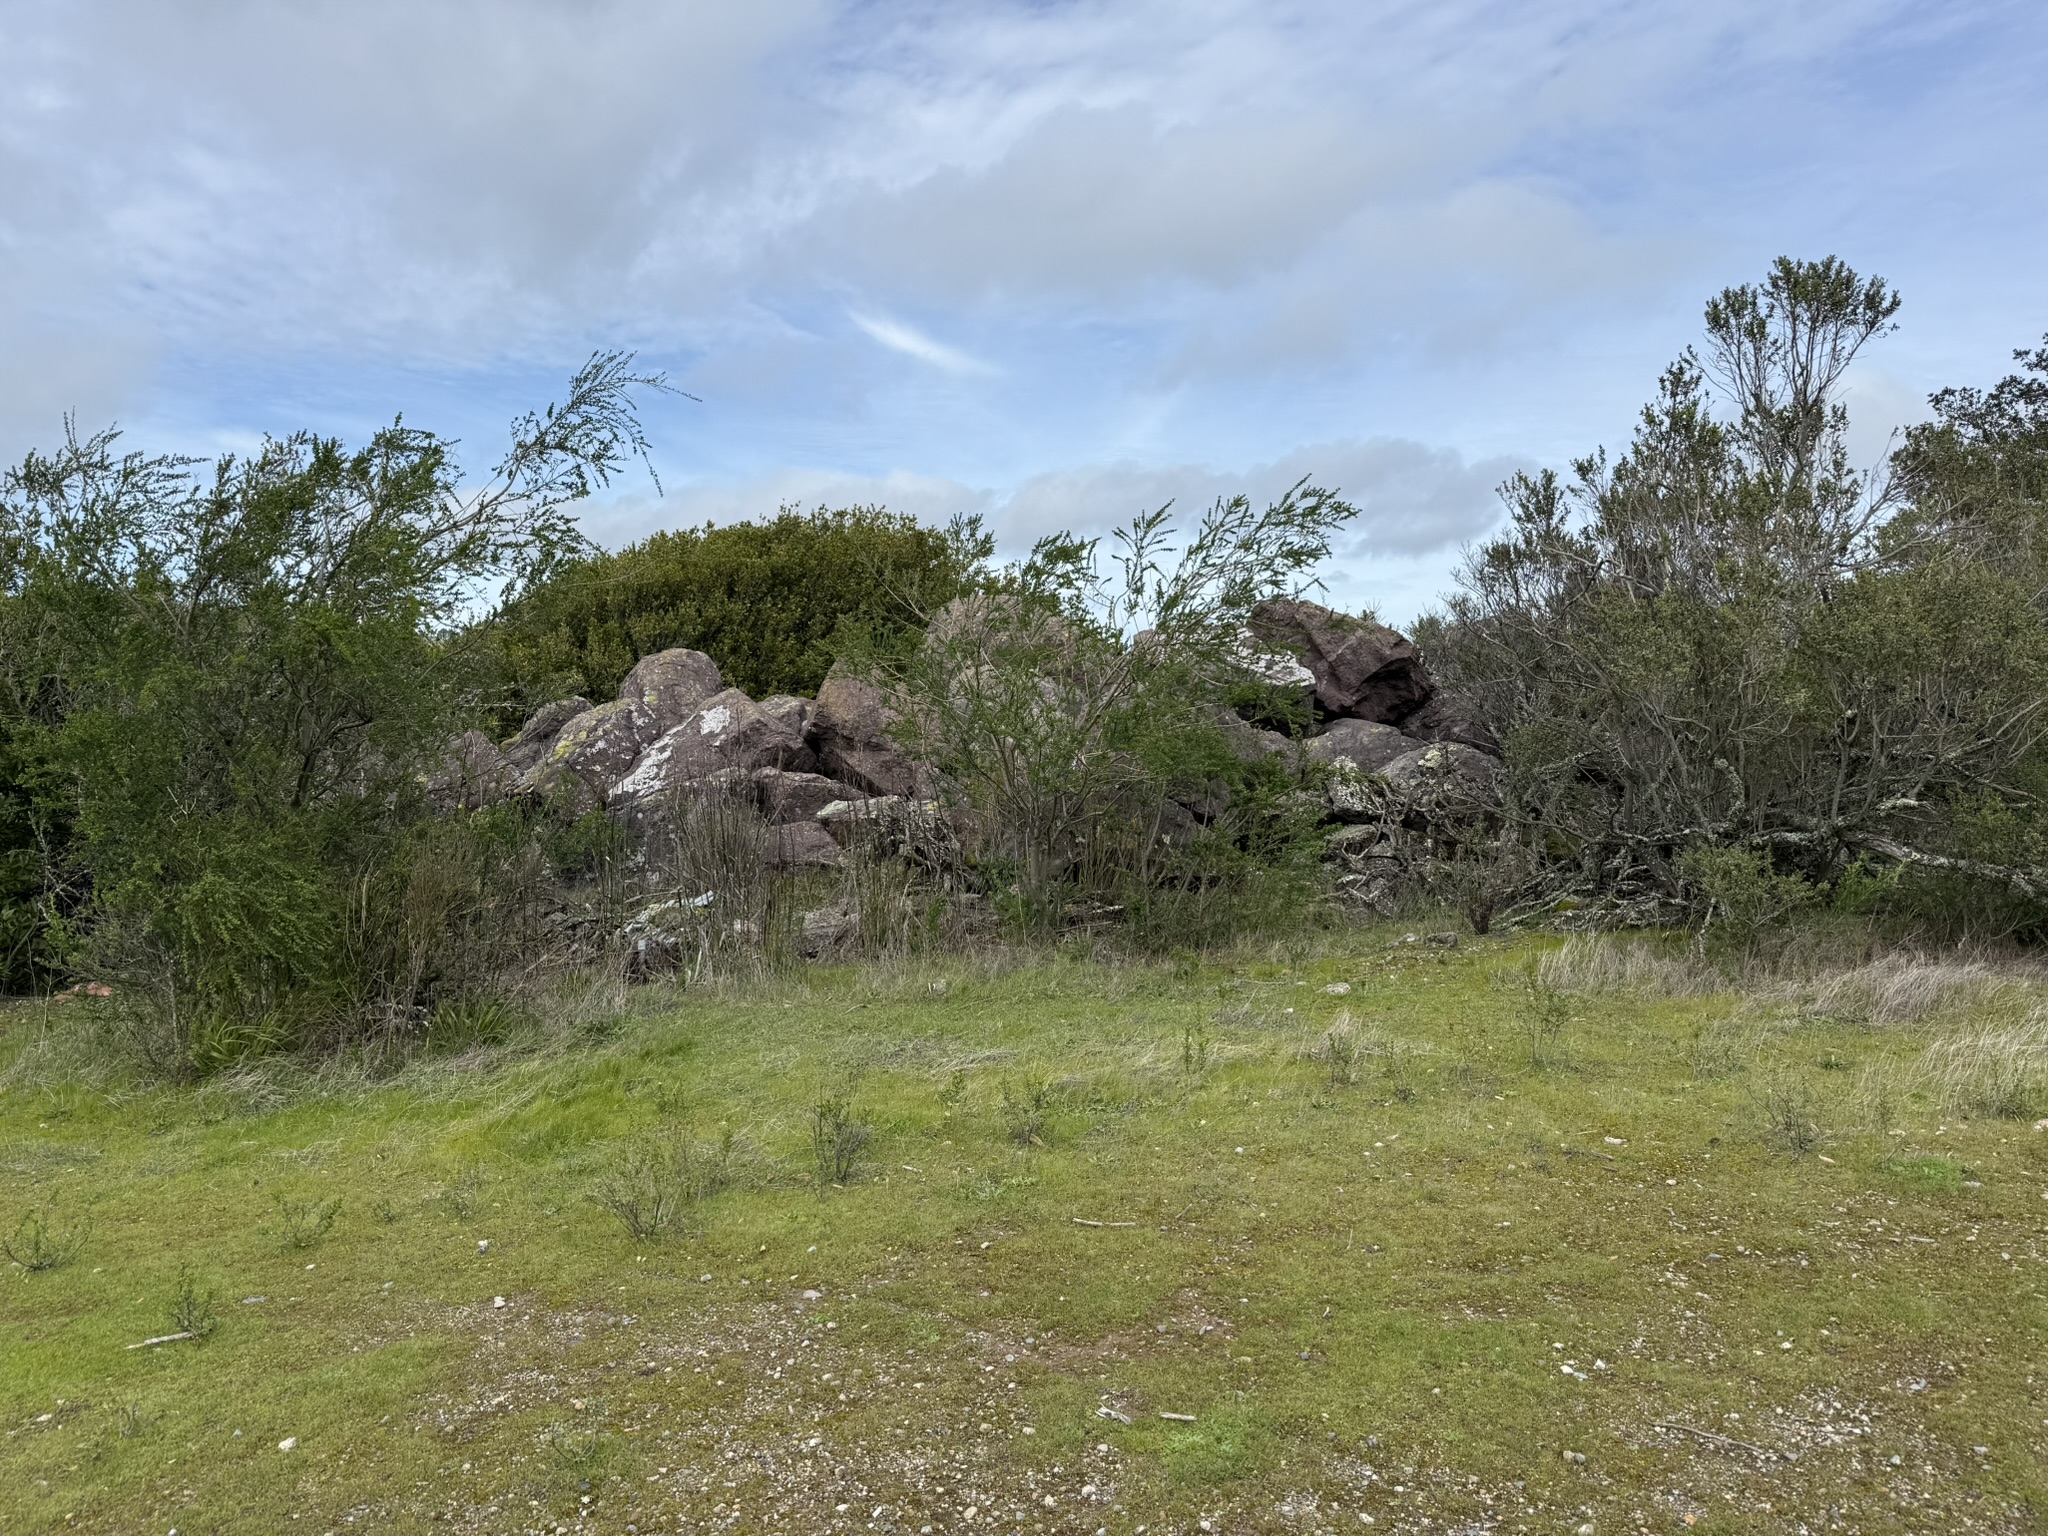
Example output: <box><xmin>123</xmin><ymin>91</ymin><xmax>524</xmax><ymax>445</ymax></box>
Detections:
<box><xmin>867</xmin><ymin>484</ymin><xmax>1356</xmax><ymax>944</ymax></box>
<box><xmin>1426</xmin><ymin>257</ymin><xmax>2048</xmax><ymax>934</ymax></box>
<box><xmin>0</xmin><ymin>354</ymin><xmax>663</xmax><ymax>1045</ymax></box>
<box><xmin>487</xmin><ymin>506</ymin><xmax>988</xmax><ymax>723</ymax></box>
<box><xmin>12</xmin><ymin>255</ymin><xmax>2048</xmax><ymax>1077</ymax></box>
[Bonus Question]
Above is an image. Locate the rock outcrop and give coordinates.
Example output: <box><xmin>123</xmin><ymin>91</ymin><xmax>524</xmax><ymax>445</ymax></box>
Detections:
<box><xmin>1247</xmin><ymin>598</ymin><xmax>1432</xmax><ymax>723</ymax></box>
<box><xmin>808</xmin><ymin>669</ymin><xmax>922</xmax><ymax>798</ymax></box>
<box><xmin>609</xmin><ymin>689</ymin><xmax>813</xmax><ymax>814</ymax></box>
<box><xmin>501</xmin><ymin>696</ymin><xmax>592</xmax><ymax>776</ymax></box>
<box><xmin>621</xmin><ymin>648</ymin><xmax>724</xmax><ymax>727</ymax></box>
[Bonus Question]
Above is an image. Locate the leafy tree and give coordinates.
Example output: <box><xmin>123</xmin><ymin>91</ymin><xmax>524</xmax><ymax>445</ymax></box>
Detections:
<box><xmin>1430</xmin><ymin>258</ymin><xmax>2048</xmax><ymax>920</ymax></box>
<box><xmin>486</xmin><ymin>506</ymin><xmax>989</xmax><ymax>721</ymax></box>
<box><xmin>872</xmin><ymin>481</ymin><xmax>1356</xmax><ymax>933</ymax></box>
<box><xmin>0</xmin><ymin>353</ymin><xmax>663</xmax><ymax>1048</ymax></box>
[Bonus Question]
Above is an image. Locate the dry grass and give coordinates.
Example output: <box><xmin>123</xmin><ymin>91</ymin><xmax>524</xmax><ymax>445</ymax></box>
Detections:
<box><xmin>1531</xmin><ymin>934</ymin><xmax>1728</xmax><ymax>997</ymax></box>
<box><xmin>1534</xmin><ymin>934</ymin><xmax>2047</xmax><ymax>1023</ymax></box>
<box><xmin>1915</xmin><ymin>1009</ymin><xmax>2048</xmax><ymax>1120</ymax></box>
<box><xmin>1803</xmin><ymin>952</ymin><xmax>2032</xmax><ymax>1024</ymax></box>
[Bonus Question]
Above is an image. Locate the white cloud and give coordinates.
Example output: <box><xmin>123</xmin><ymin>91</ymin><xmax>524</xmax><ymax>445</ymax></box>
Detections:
<box><xmin>4</xmin><ymin>0</ymin><xmax>2044</xmax><ymax>626</ymax></box>
<box><xmin>850</xmin><ymin>313</ymin><xmax>1000</xmax><ymax>376</ymax></box>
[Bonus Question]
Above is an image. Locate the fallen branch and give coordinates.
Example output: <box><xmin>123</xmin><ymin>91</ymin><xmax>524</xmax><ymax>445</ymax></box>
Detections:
<box><xmin>1071</xmin><ymin>1218</ymin><xmax>1137</xmax><ymax>1228</ymax></box>
<box><xmin>125</xmin><ymin>1332</ymin><xmax>195</xmax><ymax>1350</ymax></box>
<box><xmin>1159</xmin><ymin>1411</ymin><xmax>1197</xmax><ymax>1423</ymax></box>
<box><xmin>1653</xmin><ymin>1421</ymin><xmax>1776</xmax><ymax>1460</ymax></box>
<box><xmin>1094</xmin><ymin>1406</ymin><xmax>1132</xmax><ymax>1424</ymax></box>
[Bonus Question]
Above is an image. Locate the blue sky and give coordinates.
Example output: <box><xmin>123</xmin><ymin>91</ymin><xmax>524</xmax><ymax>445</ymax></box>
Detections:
<box><xmin>5</xmin><ymin>0</ymin><xmax>2046</xmax><ymax>622</ymax></box>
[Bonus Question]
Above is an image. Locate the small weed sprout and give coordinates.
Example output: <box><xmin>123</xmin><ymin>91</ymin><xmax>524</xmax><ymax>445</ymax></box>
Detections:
<box><xmin>542</xmin><ymin>1416</ymin><xmax>613</xmax><ymax>1478</ymax></box>
<box><xmin>1180</xmin><ymin>1025</ymin><xmax>1212</xmax><ymax>1080</ymax></box>
<box><xmin>1001</xmin><ymin>1079</ymin><xmax>1054</xmax><ymax>1146</ymax></box>
<box><xmin>117</xmin><ymin>1403</ymin><xmax>146</xmax><ymax>1439</ymax></box>
<box><xmin>442</xmin><ymin>1165</ymin><xmax>487</xmax><ymax>1220</ymax></box>
<box><xmin>1755</xmin><ymin>1075</ymin><xmax>1824</xmax><ymax>1154</ymax></box>
<box><xmin>169</xmin><ymin>1265</ymin><xmax>218</xmax><ymax>1340</ymax></box>
<box><xmin>3</xmin><ymin>1206</ymin><xmax>90</xmax><ymax>1272</ymax></box>
<box><xmin>598</xmin><ymin>1126</ymin><xmax>746</xmax><ymax>1240</ymax></box>
<box><xmin>371</xmin><ymin>1197</ymin><xmax>401</xmax><ymax>1225</ymax></box>
<box><xmin>1318</xmin><ymin>1017</ymin><xmax>1359</xmax><ymax>1090</ymax></box>
<box><xmin>811</xmin><ymin>1097</ymin><xmax>872</xmax><ymax>1186</ymax></box>
<box><xmin>1521</xmin><ymin>962</ymin><xmax>1571</xmax><ymax>1068</ymax></box>
<box><xmin>270</xmin><ymin>1193</ymin><xmax>341</xmax><ymax>1250</ymax></box>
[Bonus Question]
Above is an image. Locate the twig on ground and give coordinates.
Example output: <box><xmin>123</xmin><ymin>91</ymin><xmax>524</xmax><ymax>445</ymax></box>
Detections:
<box><xmin>1653</xmin><ymin>1421</ymin><xmax>1777</xmax><ymax>1460</ymax></box>
<box><xmin>125</xmin><ymin>1332</ymin><xmax>196</xmax><ymax>1350</ymax></box>
<box><xmin>1159</xmin><ymin>1411</ymin><xmax>1197</xmax><ymax>1422</ymax></box>
<box><xmin>1072</xmin><ymin>1217</ymin><xmax>1137</xmax><ymax>1228</ymax></box>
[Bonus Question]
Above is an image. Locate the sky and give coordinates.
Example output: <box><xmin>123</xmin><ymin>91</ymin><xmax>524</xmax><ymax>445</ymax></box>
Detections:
<box><xmin>4</xmin><ymin>0</ymin><xmax>2046</xmax><ymax>624</ymax></box>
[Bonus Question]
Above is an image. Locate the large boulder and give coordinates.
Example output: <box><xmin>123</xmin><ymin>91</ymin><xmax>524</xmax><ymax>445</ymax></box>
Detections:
<box><xmin>1381</xmin><ymin>741</ymin><xmax>1502</xmax><ymax>800</ymax></box>
<box><xmin>427</xmin><ymin>731</ymin><xmax>515</xmax><ymax>812</ymax></box>
<box><xmin>620</xmin><ymin>648</ymin><xmax>723</xmax><ymax>727</ymax></box>
<box><xmin>758</xmin><ymin>694</ymin><xmax>811</xmax><ymax>737</ymax></box>
<box><xmin>609</xmin><ymin>688</ymin><xmax>814</xmax><ymax>814</ymax></box>
<box><xmin>501</xmin><ymin>695</ymin><xmax>592</xmax><ymax>776</ymax></box>
<box><xmin>1305</xmin><ymin>718</ymin><xmax>1413</xmax><ymax>777</ymax></box>
<box><xmin>1398</xmin><ymin>693</ymin><xmax>1501</xmax><ymax>756</ymax></box>
<box><xmin>748</xmin><ymin>767</ymin><xmax>846</xmax><ymax>826</ymax></box>
<box><xmin>1210</xmin><ymin>708</ymin><xmax>1294</xmax><ymax>765</ymax></box>
<box><xmin>766</xmin><ymin>821</ymin><xmax>843</xmax><ymax>870</ymax></box>
<box><xmin>524</xmin><ymin>697</ymin><xmax>661</xmax><ymax>803</ymax></box>
<box><xmin>1247</xmin><ymin>598</ymin><xmax>1432</xmax><ymax>723</ymax></box>
<box><xmin>808</xmin><ymin>669</ymin><xmax>923</xmax><ymax>798</ymax></box>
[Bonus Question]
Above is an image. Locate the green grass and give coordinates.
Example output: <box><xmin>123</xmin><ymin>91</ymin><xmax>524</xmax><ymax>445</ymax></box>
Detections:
<box><xmin>3</xmin><ymin>931</ymin><xmax>2046</xmax><ymax>1534</ymax></box>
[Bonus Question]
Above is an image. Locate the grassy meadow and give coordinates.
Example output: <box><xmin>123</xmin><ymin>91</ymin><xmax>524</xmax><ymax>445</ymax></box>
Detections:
<box><xmin>3</xmin><ymin>928</ymin><xmax>2046</xmax><ymax>1535</ymax></box>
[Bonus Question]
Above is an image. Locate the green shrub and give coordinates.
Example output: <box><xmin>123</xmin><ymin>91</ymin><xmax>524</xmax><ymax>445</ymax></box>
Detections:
<box><xmin>486</xmin><ymin>506</ymin><xmax>989</xmax><ymax>722</ymax></box>
<box><xmin>0</xmin><ymin>353</ymin><xmax>662</xmax><ymax>1060</ymax></box>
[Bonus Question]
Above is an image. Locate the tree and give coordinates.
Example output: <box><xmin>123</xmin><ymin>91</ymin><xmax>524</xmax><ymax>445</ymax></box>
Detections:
<box><xmin>0</xmin><ymin>353</ymin><xmax>665</xmax><ymax>1049</ymax></box>
<box><xmin>1429</xmin><ymin>259</ymin><xmax>2048</xmax><ymax>920</ymax></box>
<box><xmin>871</xmin><ymin>481</ymin><xmax>1356</xmax><ymax>934</ymax></box>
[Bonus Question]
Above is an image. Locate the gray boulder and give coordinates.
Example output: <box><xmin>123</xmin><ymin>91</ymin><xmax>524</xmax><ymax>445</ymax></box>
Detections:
<box><xmin>609</xmin><ymin>689</ymin><xmax>813</xmax><ymax>813</ymax></box>
<box><xmin>767</xmin><ymin>821</ymin><xmax>844</xmax><ymax>870</ymax></box>
<box><xmin>1248</xmin><ymin>598</ymin><xmax>1432</xmax><ymax>723</ymax></box>
<box><xmin>620</xmin><ymin>648</ymin><xmax>723</xmax><ymax>727</ymax></box>
<box><xmin>1398</xmin><ymin>693</ymin><xmax>1501</xmax><ymax>756</ymax></box>
<box><xmin>428</xmin><ymin>730</ymin><xmax>515</xmax><ymax>812</ymax></box>
<box><xmin>758</xmin><ymin>694</ymin><xmax>811</xmax><ymax>737</ymax></box>
<box><xmin>1306</xmin><ymin>718</ymin><xmax>1413</xmax><ymax>776</ymax></box>
<box><xmin>809</xmin><ymin>669</ymin><xmax>923</xmax><ymax>798</ymax></box>
<box><xmin>748</xmin><ymin>767</ymin><xmax>846</xmax><ymax>826</ymax></box>
<box><xmin>1211</xmin><ymin>708</ymin><xmax>1294</xmax><ymax>765</ymax></box>
<box><xmin>524</xmin><ymin>698</ymin><xmax>661</xmax><ymax>802</ymax></box>
<box><xmin>1381</xmin><ymin>742</ymin><xmax>1502</xmax><ymax>799</ymax></box>
<box><xmin>501</xmin><ymin>695</ymin><xmax>592</xmax><ymax>775</ymax></box>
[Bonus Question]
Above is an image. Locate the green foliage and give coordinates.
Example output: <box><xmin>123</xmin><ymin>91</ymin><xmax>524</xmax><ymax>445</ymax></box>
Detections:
<box><xmin>0</xmin><ymin>355</ymin><xmax>661</xmax><ymax>1058</ymax></box>
<box><xmin>486</xmin><ymin>505</ymin><xmax>989</xmax><ymax>720</ymax></box>
<box><xmin>268</xmin><ymin>1193</ymin><xmax>342</xmax><ymax>1251</ymax></box>
<box><xmin>1432</xmin><ymin>260</ymin><xmax>2048</xmax><ymax>927</ymax></box>
<box><xmin>167</xmin><ymin>1263</ymin><xmax>218</xmax><ymax>1340</ymax></box>
<box><xmin>870</xmin><ymin>483</ymin><xmax>1355</xmax><ymax>935</ymax></box>
<box><xmin>3</xmin><ymin>1204</ymin><xmax>90</xmax><ymax>1272</ymax></box>
<box><xmin>1678</xmin><ymin>847</ymin><xmax>1819</xmax><ymax>954</ymax></box>
<box><xmin>809</xmin><ymin>1096</ymin><xmax>872</xmax><ymax>1186</ymax></box>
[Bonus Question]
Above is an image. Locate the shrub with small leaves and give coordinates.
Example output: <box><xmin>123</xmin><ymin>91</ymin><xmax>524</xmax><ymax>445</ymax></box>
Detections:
<box><xmin>1000</xmin><ymin>1078</ymin><xmax>1054</xmax><ymax>1147</ymax></box>
<box><xmin>169</xmin><ymin>1265</ymin><xmax>218</xmax><ymax>1340</ymax></box>
<box><xmin>269</xmin><ymin>1193</ymin><xmax>341</xmax><ymax>1250</ymax></box>
<box><xmin>811</xmin><ymin>1097</ymin><xmax>872</xmax><ymax>1186</ymax></box>
<box><xmin>1755</xmin><ymin>1076</ymin><xmax>1824</xmax><ymax>1154</ymax></box>
<box><xmin>2</xmin><ymin>1206</ymin><xmax>90</xmax><ymax>1272</ymax></box>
